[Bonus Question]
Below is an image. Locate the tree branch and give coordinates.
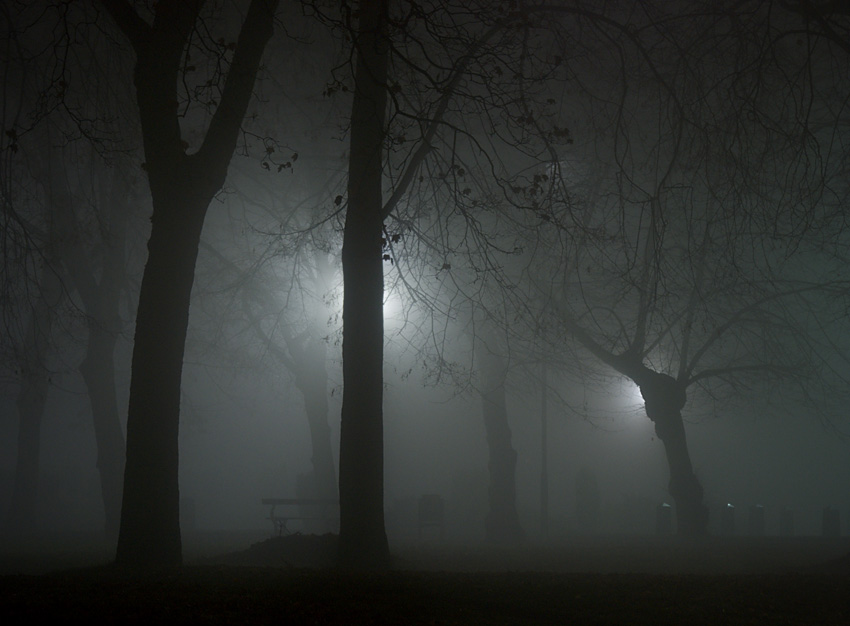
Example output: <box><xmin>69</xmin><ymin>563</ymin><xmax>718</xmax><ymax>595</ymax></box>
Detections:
<box><xmin>197</xmin><ymin>0</ymin><xmax>281</xmax><ymax>171</ymax></box>
<box><xmin>97</xmin><ymin>0</ymin><xmax>151</xmax><ymax>52</ymax></box>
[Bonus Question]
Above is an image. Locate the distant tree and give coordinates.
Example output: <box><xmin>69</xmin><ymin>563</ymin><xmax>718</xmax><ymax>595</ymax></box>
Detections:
<box><xmin>1</xmin><ymin>3</ymin><xmax>138</xmax><ymax>537</ymax></box>
<box><xmin>2</xmin><ymin>231</ymin><xmax>66</xmax><ymax>535</ymax></box>
<box><xmin>52</xmin><ymin>147</ymin><xmax>136</xmax><ymax>540</ymax></box>
<box><xmin>2</xmin><ymin>139</ymin><xmax>137</xmax><ymax>540</ymax></box>
<box><xmin>198</xmin><ymin>239</ymin><xmax>339</xmax><ymax>506</ymax></box>
<box><xmin>476</xmin><ymin>331</ymin><xmax>524</xmax><ymax>544</ymax></box>
<box><xmin>518</xmin><ymin>2</ymin><xmax>850</xmax><ymax>535</ymax></box>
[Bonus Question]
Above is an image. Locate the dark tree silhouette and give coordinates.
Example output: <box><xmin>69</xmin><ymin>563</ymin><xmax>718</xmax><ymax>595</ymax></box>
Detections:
<box><xmin>50</xmin><ymin>147</ymin><xmax>133</xmax><ymax>540</ymax></box>
<box><xmin>99</xmin><ymin>0</ymin><xmax>280</xmax><ymax>568</ymax></box>
<box><xmin>476</xmin><ymin>333</ymin><xmax>523</xmax><ymax>545</ymax></box>
<box><xmin>1</xmin><ymin>1</ymin><xmax>144</xmax><ymax>540</ymax></box>
<box><xmin>3</xmin><ymin>248</ymin><xmax>65</xmax><ymax>535</ymax></box>
<box><xmin>337</xmin><ymin>0</ymin><xmax>392</xmax><ymax>569</ymax></box>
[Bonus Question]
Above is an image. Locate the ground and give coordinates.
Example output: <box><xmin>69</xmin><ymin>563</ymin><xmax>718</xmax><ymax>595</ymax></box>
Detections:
<box><xmin>2</xmin><ymin>533</ymin><xmax>849</xmax><ymax>624</ymax></box>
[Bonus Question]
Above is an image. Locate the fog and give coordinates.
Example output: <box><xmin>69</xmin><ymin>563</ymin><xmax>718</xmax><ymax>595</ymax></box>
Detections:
<box><xmin>2</xmin><ymin>334</ymin><xmax>847</xmax><ymax>540</ymax></box>
<box><xmin>1</xmin><ymin>1</ymin><xmax>849</xmax><ymax>578</ymax></box>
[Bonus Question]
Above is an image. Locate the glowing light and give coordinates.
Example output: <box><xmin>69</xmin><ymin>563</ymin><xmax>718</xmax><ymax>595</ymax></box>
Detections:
<box><xmin>618</xmin><ymin>378</ymin><xmax>644</xmax><ymax>411</ymax></box>
<box><xmin>383</xmin><ymin>291</ymin><xmax>403</xmax><ymax>324</ymax></box>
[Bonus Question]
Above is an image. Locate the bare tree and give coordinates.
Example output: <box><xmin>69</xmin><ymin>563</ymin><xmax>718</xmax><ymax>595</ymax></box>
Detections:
<box><xmin>2</xmin><ymin>4</ymin><xmax>139</xmax><ymax>537</ymax></box>
<box><xmin>518</xmin><ymin>2</ymin><xmax>850</xmax><ymax>534</ymax></box>
<box><xmin>52</xmin><ymin>147</ymin><xmax>136</xmax><ymax>540</ymax></box>
<box><xmin>98</xmin><ymin>0</ymin><xmax>281</xmax><ymax>568</ymax></box>
<box><xmin>197</xmin><ymin>238</ymin><xmax>340</xmax><ymax>507</ymax></box>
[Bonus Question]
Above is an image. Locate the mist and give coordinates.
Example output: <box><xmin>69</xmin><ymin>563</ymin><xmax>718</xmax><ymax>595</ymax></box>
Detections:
<box><xmin>1</xmin><ymin>3</ymin><xmax>849</xmax><ymax>612</ymax></box>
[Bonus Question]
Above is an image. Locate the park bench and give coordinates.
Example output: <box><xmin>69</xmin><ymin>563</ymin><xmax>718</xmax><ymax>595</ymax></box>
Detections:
<box><xmin>261</xmin><ymin>498</ymin><xmax>339</xmax><ymax>536</ymax></box>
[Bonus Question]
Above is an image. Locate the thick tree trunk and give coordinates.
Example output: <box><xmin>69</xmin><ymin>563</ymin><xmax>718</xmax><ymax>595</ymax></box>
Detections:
<box><xmin>102</xmin><ymin>0</ymin><xmax>279</xmax><ymax>568</ymax></box>
<box><xmin>337</xmin><ymin>0</ymin><xmax>391</xmax><ymax>569</ymax></box>
<box><xmin>114</xmin><ymin>198</ymin><xmax>207</xmax><ymax>568</ymax></box>
<box><xmin>638</xmin><ymin>371</ymin><xmax>708</xmax><ymax>537</ymax></box>
<box><xmin>478</xmin><ymin>341</ymin><xmax>524</xmax><ymax>545</ymax></box>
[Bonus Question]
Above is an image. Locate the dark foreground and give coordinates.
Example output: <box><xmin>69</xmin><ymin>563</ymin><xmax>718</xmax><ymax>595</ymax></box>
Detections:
<box><xmin>2</xmin><ymin>534</ymin><xmax>849</xmax><ymax>625</ymax></box>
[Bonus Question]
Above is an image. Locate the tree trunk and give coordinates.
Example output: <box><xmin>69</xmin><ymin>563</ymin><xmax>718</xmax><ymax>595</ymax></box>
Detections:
<box><xmin>103</xmin><ymin>0</ymin><xmax>279</xmax><ymax>568</ymax></box>
<box><xmin>478</xmin><ymin>341</ymin><xmax>524</xmax><ymax>545</ymax></box>
<box><xmin>4</xmin><ymin>262</ymin><xmax>64</xmax><ymax>535</ymax></box>
<box><xmin>337</xmin><ymin>0</ymin><xmax>391</xmax><ymax>569</ymax></box>
<box><xmin>115</xmin><ymin>197</ymin><xmax>207</xmax><ymax>568</ymax></box>
<box><xmin>296</xmin><ymin>335</ymin><xmax>337</xmax><ymax>502</ymax></box>
<box><xmin>55</xmin><ymin>160</ymin><xmax>129</xmax><ymax>542</ymax></box>
<box><xmin>79</xmin><ymin>318</ymin><xmax>126</xmax><ymax>540</ymax></box>
<box><xmin>294</xmin><ymin>337</ymin><xmax>336</xmax><ymax>532</ymax></box>
<box><xmin>638</xmin><ymin>371</ymin><xmax>708</xmax><ymax>537</ymax></box>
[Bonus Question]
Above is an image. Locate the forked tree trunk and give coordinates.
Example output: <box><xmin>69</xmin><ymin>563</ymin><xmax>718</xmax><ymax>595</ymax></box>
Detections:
<box><xmin>638</xmin><ymin>371</ymin><xmax>708</xmax><ymax>536</ymax></box>
<box><xmin>337</xmin><ymin>0</ymin><xmax>391</xmax><ymax>569</ymax></box>
<box><xmin>103</xmin><ymin>0</ymin><xmax>279</xmax><ymax>568</ymax></box>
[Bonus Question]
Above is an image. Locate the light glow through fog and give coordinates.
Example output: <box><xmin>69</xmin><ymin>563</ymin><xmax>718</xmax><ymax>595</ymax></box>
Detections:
<box><xmin>383</xmin><ymin>290</ymin><xmax>403</xmax><ymax>326</ymax></box>
<box><xmin>619</xmin><ymin>378</ymin><xmax>644</xmax><ymax>411</ymax></box>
